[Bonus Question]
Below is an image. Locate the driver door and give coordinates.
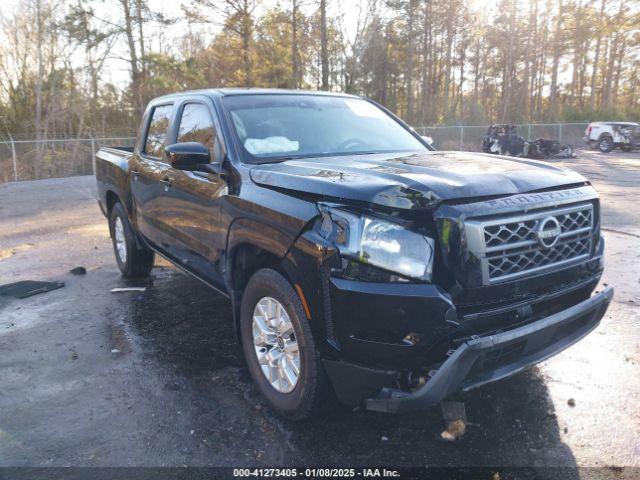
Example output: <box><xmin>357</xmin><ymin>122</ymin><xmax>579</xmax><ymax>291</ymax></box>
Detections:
<box><xmin>161</xmin><ymin>100</ymin><xmax>228</xmax><ymax>288</ymax></box>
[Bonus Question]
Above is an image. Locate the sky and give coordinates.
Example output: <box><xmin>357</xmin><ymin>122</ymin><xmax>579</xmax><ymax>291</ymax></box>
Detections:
<box><xmin>0</xmin><ymin>0</ymin><xmax>371</xmax><ymax>87</ymax></box>
<box><xmin>0</xmin><ymin>0</ymin><xmax>496</xmax><ymax>88</ymax></box>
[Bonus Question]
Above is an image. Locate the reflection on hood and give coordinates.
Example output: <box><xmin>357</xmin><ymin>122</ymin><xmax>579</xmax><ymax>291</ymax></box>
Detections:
<box><xmin>249</xmin><ymin>151</ymin><xmax>587</xmax><ymax>211</ymax></box>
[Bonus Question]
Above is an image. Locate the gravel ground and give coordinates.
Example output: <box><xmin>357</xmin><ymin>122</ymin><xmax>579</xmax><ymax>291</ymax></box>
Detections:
<box><xmin>0</xmin><ymin>150</ymin><xmax>638</xmax><ymax>475</ymax></box>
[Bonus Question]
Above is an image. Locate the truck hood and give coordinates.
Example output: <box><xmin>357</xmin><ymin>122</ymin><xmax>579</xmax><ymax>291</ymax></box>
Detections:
<box><xmin>249</xmin><ymin>151</ymin><xmax>587</xmax><ymax>211</ymax></box>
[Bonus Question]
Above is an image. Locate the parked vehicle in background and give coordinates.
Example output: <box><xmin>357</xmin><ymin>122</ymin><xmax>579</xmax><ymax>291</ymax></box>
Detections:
<box><xmin>481</xmin><ymin>124</ymin><xmax>574</xmax><ymax>159</ymax></box>
<box><xmin>95</xmin><ymin>89</ymin><xmax>612</xmax><ymax>420</ymax></box>
<box><xmin>583</xmin><ymin>122</ymin><xmax>640</xmax><ymax>153</ymax></box>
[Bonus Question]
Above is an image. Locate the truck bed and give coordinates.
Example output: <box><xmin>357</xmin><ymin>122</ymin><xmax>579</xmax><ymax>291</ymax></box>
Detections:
<box><xmin>95</xmin><ymin>147</ymin><xmax>134</xmax><ymax>218</ymax></box>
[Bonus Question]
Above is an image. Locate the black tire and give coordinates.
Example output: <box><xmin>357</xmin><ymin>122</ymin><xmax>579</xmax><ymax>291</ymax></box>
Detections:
<box><xmin>109</xmin><ymin>202</ymin><xmax>154</xmax><ymax>278</ymax></box>
<box><xmin>621</xmin><ymin>145</ymin><xmax>634</xmax><ymax>152</ymax></box>
<box><xmin>598</xmin><ymin>136</ymin><xmax>615</xmax><ymax>153</ymax></box>
<box><xmin>240</xmin><ymin>268</ymin><xmax>333</xmax><ymax>420</ymax></box>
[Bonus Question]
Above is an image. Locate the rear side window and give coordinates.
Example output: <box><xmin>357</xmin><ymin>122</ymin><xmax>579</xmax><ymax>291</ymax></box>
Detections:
<box><xmin>144</xmin><ymin>104</ymin><xmax>173</xmax><ymax>157</ymax></box>
<box><xmin>177</xmin><ymin>103</ymin><xmax>216</xmax><ymax>149</ymax></box>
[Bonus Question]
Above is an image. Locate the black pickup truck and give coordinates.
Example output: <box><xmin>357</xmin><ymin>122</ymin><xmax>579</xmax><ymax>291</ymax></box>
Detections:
<box><xmin>95</xmin><ymin>89</ymin><xmax>613</xmax><ymax>419</ymax></box>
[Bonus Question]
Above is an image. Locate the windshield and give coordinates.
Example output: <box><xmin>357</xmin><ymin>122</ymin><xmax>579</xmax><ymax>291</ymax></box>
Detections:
<box><xmin>222</xmin><ymin>94</ymin><xmax>428</xmax><ymax>163</ymax></box>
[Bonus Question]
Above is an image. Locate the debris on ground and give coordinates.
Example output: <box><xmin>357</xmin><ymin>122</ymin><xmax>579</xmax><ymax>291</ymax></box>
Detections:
<box><xmin>441</xmin><ymin>419</ymin><xmax>466</xmax><ymax>442</ymax></box>
<box><xmin>69</xmin><ymin>266</ymin><xmax>87</xmax><ymax>275</ymax></box>
<box><xmin>110</xmin><ymin>287</ymin><xmax>146</xmax><ymax>293</ymax></box>
<box><xmin>111</xmin><ymin>349</ymin><xmax>121</xmax><ymax>354</ymax></box>
<box><xmin>568</xmin><ymin>398</ymin><xmax>576</xmax><ymax>407</ymax></box>
<box><xmin>71</xmin><ymin>352</ymin><xmax>79</xmax><ymax>360</ymax></box>
<box><xmin>440</xmin><ymin>401</ymin><xmax>468</xmax><ymax>441</ymax></box>
<box><xmin>381</xmin><ymin>436</ymin><xmax>389</xmax><ymax>442</ymax></box>
<box><xmin>0</xmin><ymin>280</ymin><xmax>65</xmax><ymax>299</ymax></box>
<box><xmin>481</xmin><ymin>124</ymin><xmax>576</xmax><ymax>159</ymax></box>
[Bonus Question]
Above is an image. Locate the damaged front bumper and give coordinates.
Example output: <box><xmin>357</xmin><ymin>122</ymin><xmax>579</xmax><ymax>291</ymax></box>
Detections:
<box><xmin>327</xmin><ymin>286</ymin><xmax>613</xmax><ymax>414</ymax></box>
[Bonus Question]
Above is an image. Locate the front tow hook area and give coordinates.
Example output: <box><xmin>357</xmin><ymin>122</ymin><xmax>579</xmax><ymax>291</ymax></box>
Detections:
<box><xmin>365</xmin><ymin>287</ymin><xmax>614</xmax><ymax>414</ymax></box>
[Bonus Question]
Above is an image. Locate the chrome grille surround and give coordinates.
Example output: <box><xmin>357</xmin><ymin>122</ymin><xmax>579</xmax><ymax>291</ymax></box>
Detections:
<box><xmin>465</xmin><ymin>202</ymin><xmax>594</xmax><ymax>285</ymax></box>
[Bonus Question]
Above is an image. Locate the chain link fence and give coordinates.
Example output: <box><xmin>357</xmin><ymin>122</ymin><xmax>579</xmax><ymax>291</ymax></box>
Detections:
<box><xmin>0</xmin><ymin>136</ymin><xmax>136</xmax><ymax>183</ymax></box>
<box><xmin>0</xmin><ymin>123</ymin><xmax>590</xmax><ymax>183</ymax></box>
<box><xmin>415</xmin><ymin>123</ymin><xmax>589</xmax><ymax>152</ymax></box>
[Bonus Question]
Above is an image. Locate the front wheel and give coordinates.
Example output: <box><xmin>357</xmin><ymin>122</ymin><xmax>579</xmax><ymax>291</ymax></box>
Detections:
<box><xmin>598</xmin><ymin>136</ymin><xmax>615</xmax><ymax>153</ymax></box>
<box><xmin>240</xmin><ymin>268</ymin><xmax>333</xmax><ymax>420</ymax></box>
<box><xmin>109</xmin><ymin>202</ymin><xmax>155</xmax><ymax>278</ymax></box>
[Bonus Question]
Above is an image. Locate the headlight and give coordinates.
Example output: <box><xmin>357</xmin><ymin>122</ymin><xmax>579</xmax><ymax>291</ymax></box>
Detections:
<box><xmin>319</xmin><ymin>207</ymin><xmax>435</xmax><ymax>282</ymax></box>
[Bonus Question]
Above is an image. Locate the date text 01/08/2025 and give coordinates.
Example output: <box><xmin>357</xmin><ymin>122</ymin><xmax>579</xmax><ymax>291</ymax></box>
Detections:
<box><xmin>233</xmin><ymin>468</ymin><xmax>401</xmax><ymax>477</ymax></box>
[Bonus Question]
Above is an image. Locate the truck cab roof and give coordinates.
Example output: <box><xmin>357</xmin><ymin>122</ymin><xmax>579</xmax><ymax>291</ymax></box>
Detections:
<box><xmin>151</xmin><ymin>88</ymin><xmax>361</xmax><ymax>103</ymax></box>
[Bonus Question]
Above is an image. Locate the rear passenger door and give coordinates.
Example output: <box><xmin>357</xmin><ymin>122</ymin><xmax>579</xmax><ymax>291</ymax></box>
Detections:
<box><xmin>130</xmin><ymin>103</ymin><xmax>175</xmax><ymax>248</ymax></box>
<box><xmin>162</xmin><ymin>100</ymin><xmax>228</xmax><ymax>287</ymax></box>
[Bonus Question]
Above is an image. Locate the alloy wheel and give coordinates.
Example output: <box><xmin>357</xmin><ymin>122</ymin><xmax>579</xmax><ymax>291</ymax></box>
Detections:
<box><xmin>252</xmin><ymin>297</ymin><xmax>300</xmax><ymax>393</ymax></box>
<box><xmin>114</xmin><ymin>216</ymin><xmax>127</xmax><ymax>264</ymax></box>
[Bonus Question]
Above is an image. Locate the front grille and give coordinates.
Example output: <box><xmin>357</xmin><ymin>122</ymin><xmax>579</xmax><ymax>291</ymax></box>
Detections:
<box><xmin>465</xmin><ymin>202</ymin><xmax>594</xmax><ymax>284</ymax></box>
<box><xmin>487</xmin><ymin>234</ymin><xmax>591</xmax><ymax>280</ymax></box>
<box><xmin>484</xmin><ymin>208</ymin><xmax>592</xmax><ymax>248</ymax></box>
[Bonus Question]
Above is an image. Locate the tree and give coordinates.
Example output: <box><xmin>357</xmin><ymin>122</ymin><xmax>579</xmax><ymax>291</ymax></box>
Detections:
<box><xmin>319</xmin><ymin>0</ymin><xmax>329</xmax><ymax>90</ymax></box>
<box><xmin>184</xmin><ymin>0</ymin><xmax>262</xmax><ymax>87</ymax></box>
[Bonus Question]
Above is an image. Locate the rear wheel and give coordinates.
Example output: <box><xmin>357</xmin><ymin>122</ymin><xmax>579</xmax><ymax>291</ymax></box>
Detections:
<box><xmin>598</xmin><ymin>136</ymin><xmax>615</xmax><ymax>153</ymax></box>
<box><xmin>240</xmin><ymin>268</ymin><xmax>333</xmax><ymax>420</ymax></box>
<box><xmin>109</xmin><ymin>202</ymin><xmax>154</xmax><ymax>278</ymax></box>
<box><xmin>621</xmin><ymin>145</ymin><xmax>634</xmax><ymax>152</ymax></box>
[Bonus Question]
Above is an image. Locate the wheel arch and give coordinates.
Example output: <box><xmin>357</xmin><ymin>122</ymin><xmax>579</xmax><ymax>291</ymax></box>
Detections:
<box><xmin>105</xmin><ymin>189</ymin><xmax>120</xmax><ymax>216</ymax></box>
<box><xmin>225</xmin><ymin>218</ymin><xmax>301</xmax><ymax>343</ymax></box>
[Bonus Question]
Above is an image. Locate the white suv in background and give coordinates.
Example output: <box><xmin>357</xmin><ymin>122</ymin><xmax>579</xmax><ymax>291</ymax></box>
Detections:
<box><xmin>584</xmin><ymin>122</ymin><xmax>640</xmax><ymax>153</ymax></box>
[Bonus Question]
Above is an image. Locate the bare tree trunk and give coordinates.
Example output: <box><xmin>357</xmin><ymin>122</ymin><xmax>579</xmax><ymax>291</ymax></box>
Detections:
<box><xmin>442</xmin><ymin>7</ymin><xmax>454</xmax><ymax>119</ymax></box>
<box><xmin>405</xmin><ymin>0</ymin><xmax>416</xmax><ymax>122</ymax></box>
<box><xmin>320</xmin><ymin>0</ymin><xmax>329</xmax><ymax>90</ymax></box>
<box><xmin>603</xmin><ymin>36</ymin><xmax>615</xmax><ymax>108</ymax></box>
<box><xmin>291</xmin><ymin>0</ymin><xmax>300</xmax><ymax>88</ymax></box>
<box><xmin>456</xmin><ymin>40</ymin><xmax>465</xmax><ymax>119</ymax></box>
<box><xmin>570</xmin><ymin>0</ymin><xmax>582</xmax><ymax>103</ymax></box>
<box><xmin>421</xmin><ymin>0</ymin><xmax>432</xmax><ymax>123</ymax></box>
<box><xmin>35</xmin><ymin>0</ymin><xmax>45</xmax><ymax>176</ymax></box>
<box><xmin>604</xmin><ymin>0</ymin><xmax>625</xmax><ymax>108</ymax></box>
<box><xmin>548</xmin><ymin>0</ymin><xmax>563</xmax><ymax>119</ymax></box>
<box><xmin>120</xmin><ymin>0</ymin><xmax>143</xmax><ymax>114</ymax></box>
<box><xmin>242</xmin><ymin>0</ymin><xmax>253</xmax><ymax>87</ymax></box>
<box><xmin>135</xmin><ymin>0</ymin><xmax>146</xmax><ymax>102</ymax></box>
<box><xmin>529</xmin><ymin>0</ymin><xmax>539</xmax><ymax>120</ymax></box>
<box><xmin>536</xmin><ymin>22</ymin><xmax>549</xmax><ymax>118</ymax></box>
<box><xmin>590</xmin><ymin>0</ymin><xmax>606</xmax><ymax>109</ymax></box>
<box><xmin>613</xmin><ymin>36</ymin><xmax>625</xmax><ymax>101</ymax></box>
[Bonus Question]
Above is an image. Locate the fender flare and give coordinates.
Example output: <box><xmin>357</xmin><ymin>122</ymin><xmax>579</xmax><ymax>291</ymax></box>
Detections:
<box><xmin>225</xmin><ymin>217</ymin><xmax>300</xmax><ymax>338</ymax></box>
<box><xmin>225</xmin><ymin>217</ymin><xmax>294</xmax><ymax>264</ymax></box>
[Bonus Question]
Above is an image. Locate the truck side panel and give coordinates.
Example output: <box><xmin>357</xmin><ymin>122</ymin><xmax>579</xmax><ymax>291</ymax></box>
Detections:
<box><xmin>95</xmin><ymin>147</ymin><xmax>134</xmax><ymax>220</ymax></box>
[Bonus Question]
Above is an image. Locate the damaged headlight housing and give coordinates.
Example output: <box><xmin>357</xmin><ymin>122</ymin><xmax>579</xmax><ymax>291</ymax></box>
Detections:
<box><xmin>319</xmin><ymin>207</ymin><xmax>435</xmax><ymax>282</ymax></box>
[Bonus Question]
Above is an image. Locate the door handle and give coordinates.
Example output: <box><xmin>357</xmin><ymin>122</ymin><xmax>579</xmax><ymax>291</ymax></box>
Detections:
<box><xmin>131</xmin><ymin>169</ymin><xmax>139</xmax><ymax>181</ymax></box>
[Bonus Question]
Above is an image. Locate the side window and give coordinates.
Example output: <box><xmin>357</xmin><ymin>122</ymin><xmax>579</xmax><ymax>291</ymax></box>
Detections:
<box><xmin>144</xmin><ymin>104</ymin><xmax>173</xmax><ymax>157</ymax></box>
<box><xmin>177</xmin><ymin>103</ymin><xmax>216</xmax><ymax>150</ymax></box>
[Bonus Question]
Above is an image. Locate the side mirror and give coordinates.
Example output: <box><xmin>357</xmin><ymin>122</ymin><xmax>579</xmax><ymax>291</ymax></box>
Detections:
<box><xmin>421</xmin><ymin>135</ymin><xmax>434</xmax><ymax>146</ymax></box>
<box><xmin>165</xmin><ymin>142</ymin><xmax>210</xmax><ymax>170</ymax></box>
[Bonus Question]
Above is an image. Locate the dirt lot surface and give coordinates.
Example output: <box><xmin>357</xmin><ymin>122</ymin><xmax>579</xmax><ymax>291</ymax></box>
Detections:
<box><xmin>1</xmin><ymin>150</ymin><xmax>639</xmax><ymax>475</ymax></box>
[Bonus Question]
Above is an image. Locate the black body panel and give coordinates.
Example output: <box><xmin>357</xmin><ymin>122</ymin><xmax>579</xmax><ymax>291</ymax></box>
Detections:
<box><xmin>94</xmin><ymin>89</ymin><xmax>612</xmax><ymax>413</ymax></box>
